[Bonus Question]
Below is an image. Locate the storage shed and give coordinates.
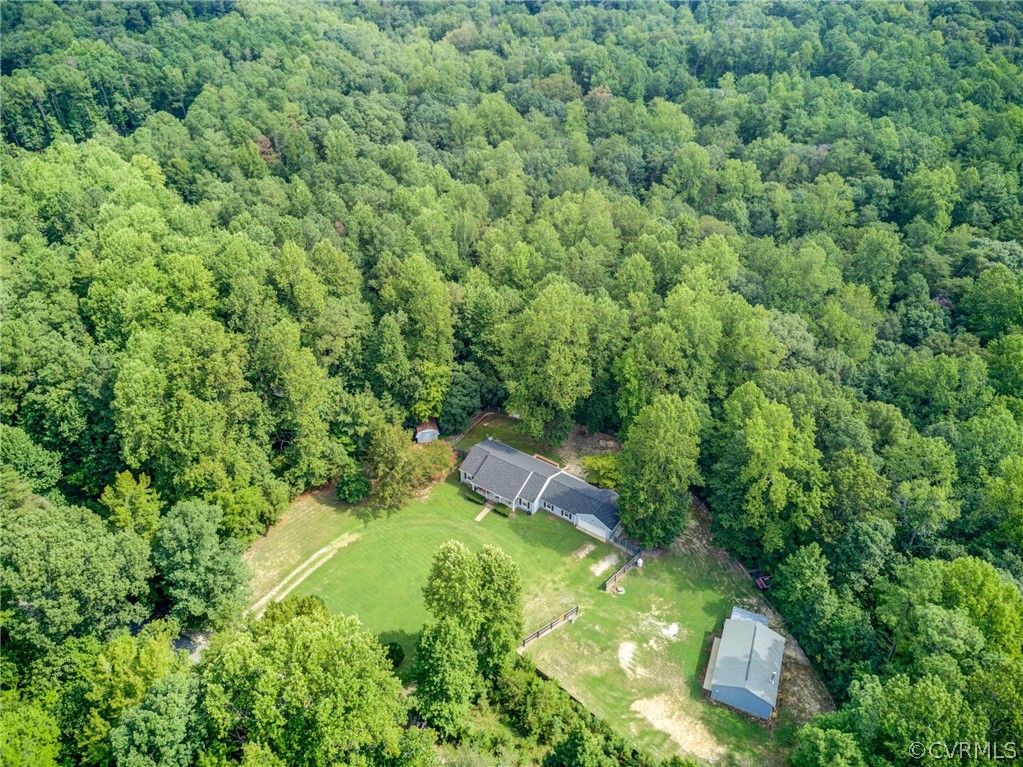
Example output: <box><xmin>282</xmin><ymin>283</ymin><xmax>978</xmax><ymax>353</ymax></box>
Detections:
<box><xmin>704</xmin><ymin>608</ymin><xmax>785</xmax><ymax>720</ymax></box>
<box><xmin>414</xmin><ymin>420</ymin><xmax>440</xmax><ymax>443</ymax></box>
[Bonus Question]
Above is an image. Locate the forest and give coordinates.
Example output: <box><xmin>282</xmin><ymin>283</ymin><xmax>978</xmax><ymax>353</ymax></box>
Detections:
<box><xmin>1</xmin><ymin>1</ymin><xmax>1022</xmax><ymax>766</ymax></box>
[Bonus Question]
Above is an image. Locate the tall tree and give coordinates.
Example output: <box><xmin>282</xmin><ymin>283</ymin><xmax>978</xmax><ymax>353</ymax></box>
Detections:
<box><xmin>475</xmin><ymin>545</ymin><xmax>524</xmax><ymax>676</ymax></box>
<box><xmin>617</xmin><ymin>394</ymin><xmax>701</xmax><ymax>548</ymax></box>
<box><xmin>501</xmin><ymin>280</ymin><xmax>594</xmax><ymax>442</ymax></box>
<box><xmin>109</xmin><ymin>672</ymin><xmax>202</xmax><ymax>767</ymax></box>
<box><xmin>709</xmin><ymin>383</ymin><xmax>830</xmax><ymax>561</ymax></box>
<box><xmin>0</xmin><ymin>694</ymin><xmax>60</xmax><ymax>767</ymax></box>
<box><xmin>790</xmin><ymin>727</ymin><xmax>866</xmax><ymax>767</ymax></box>
<box><xmin>413</xmin><ymin>617</ymin><xmax>477</xmax><ymax>738</ymax></box>
<box><xmin>76</xmin><ymin>621</ymin><xmax>188</xmax><ymax>766</ymax></box>
<box><xmin>0</xmin><ymin>494</ymin><xmax>152</xmax><ymax>661</ymax></box>
<box><xmin>152</xmin><ymin>500</ymin><xmax>247</xmax><ymax>630</ymax></box>
<box><xmin>422</xmin><ymin>541</ymin><xmax>482</xmax><ymax>635</ymax></box>
<box><xmin>882</xmin><ymin>435</ymin><xmax>960</xmax><ymax>550</ymax></box>
<box><xmin>201</xmin><ymin>614</ymin><xmax>408</xmax><ymax>767</ymax></box>
<box><xmin>366</xmin><ymin>421</ymin><xmax>422</xmax><ymax>509</ymax></box>
<box><xmin>99</xmin><ymin>471</ymin><xmax>163</xmax><ymax>539</ymax></box>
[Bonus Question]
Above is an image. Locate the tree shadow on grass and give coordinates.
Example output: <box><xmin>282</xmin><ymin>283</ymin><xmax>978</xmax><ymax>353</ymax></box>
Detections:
<box><xmin>377</xmin><ymin>628</ymin><xmax>421</xmax><ymax>683</ymax></box>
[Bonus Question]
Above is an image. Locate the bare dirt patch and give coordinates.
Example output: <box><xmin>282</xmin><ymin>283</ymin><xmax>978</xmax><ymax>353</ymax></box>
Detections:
<box><xmin>777</xmin><ymin>637</ymin><xmax>836</xmax><ymax>725</ymax></box>
<box><xmin>631</xmin><ymin>696</ymin><xmax>729</xmax><ymax>764</ymax></box>
<box><xmin>560</xmin><ymin>426</ymin><xmax>620</xmax><ymax>478</ymax></box>
<box><xmin>618</xmin><ymin>641</ymin><xmax>639</xmax><ymax>677</ymax></box>
<box><xmin>590</xmin><ymin>552</ymin><xmax>620</xmax><ymax>576</ymax></box>
<box><xmin>672</xmin><ymin>496</ymin><xmax>749</xmax><ymax>578</ymax></box>
<box><xmin>573</xmin><ymin>542</ymin><xmax>596</xmax><ymax>559</ymax></box>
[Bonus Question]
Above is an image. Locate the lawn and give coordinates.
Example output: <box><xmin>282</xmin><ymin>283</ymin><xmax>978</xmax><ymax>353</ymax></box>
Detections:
<box><xmin>246</xmin><ymin>477</ymin><xmax>790</xmax><ymax>767</ymax></box>
<box><xmin>246</xmin><ymin>477</ymin><xmax>619</xmax><ymax>670</ymax></box>
<box><xmin>455</xmin><ymin>412</ymin><xmax>563</xmax><ymax>463</ymax></box>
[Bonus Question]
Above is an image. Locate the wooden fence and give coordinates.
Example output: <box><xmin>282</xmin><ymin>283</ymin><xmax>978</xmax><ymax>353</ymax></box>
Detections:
<box><xmin>602</xmin><ymin>551</ymin><xmax>643</xmax><ymax>592</ymax></box>
<box><xmin>520</xmin><ymin>606</ymin><xmax>579</xmax><ymax>648</ymax></box>
<box><xmin>608</xmin><ymin>532</ymin><xmax>642</xmax><ymax>556</ymax></box>
<box><xmin>444</xmin><ymin>406</ymin><xmax>502</xmax><ymax>446</ymax></box>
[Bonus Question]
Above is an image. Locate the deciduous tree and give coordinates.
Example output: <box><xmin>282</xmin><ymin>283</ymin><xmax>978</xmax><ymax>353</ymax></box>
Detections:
<box><xmin>618</xmin><ymin>394</ymin><xmax>701</xmax><ymax>548</ymax></box>
<box><xmin>152</xmin><ymin>500</ymin><xmax>247</xmax><ymax>630</ymax></box>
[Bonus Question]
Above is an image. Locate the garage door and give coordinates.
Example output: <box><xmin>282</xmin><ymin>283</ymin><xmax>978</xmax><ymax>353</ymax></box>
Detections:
<box><xmin>576</xmin><ymin>517</ymin><xmax>610</xmax><ymax>540</ymax></box>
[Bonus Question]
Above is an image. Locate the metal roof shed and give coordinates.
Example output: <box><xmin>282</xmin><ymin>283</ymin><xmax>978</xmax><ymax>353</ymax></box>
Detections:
<box><xmin>708</xmin><ymin>617</ymin><xmax>785</xmax><ymax>720</ymax></box>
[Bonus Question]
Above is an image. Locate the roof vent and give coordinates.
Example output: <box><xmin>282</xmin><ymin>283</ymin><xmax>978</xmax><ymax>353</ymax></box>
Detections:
<box><xmin>770</xmin><ymin>671</ymin><xmax>777</xmax><ymax>683</ymax></box>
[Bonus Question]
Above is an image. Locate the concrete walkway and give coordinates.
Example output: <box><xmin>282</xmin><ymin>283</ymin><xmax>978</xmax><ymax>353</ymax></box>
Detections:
<box><xmin>475</xmin><ymin>500</ymin><xmax>495</xmax><ymax>522</ymax></box>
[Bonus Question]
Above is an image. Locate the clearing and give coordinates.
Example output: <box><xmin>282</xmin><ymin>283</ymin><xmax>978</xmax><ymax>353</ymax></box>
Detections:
<box><xmin>247</xmin><ymin>426</ymin><xmax>831</xmax><ymax>766</ymax></box>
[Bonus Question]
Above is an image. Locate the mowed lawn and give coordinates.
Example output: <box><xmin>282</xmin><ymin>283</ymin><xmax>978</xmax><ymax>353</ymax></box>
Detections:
<box><xmin>246</xmin><ymin>476</ymin><xmax>620</xmax><ymax>664</ymax></box>
<box><xmin>246</xmin><ymin>473</ymin><xmax>786</xmax><ymax>767</ymax></box>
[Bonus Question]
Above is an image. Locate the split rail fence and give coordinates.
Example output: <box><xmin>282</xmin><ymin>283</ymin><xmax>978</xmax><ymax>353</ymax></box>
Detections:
<box><xmin>602</xmin><ymin>551</ymin><xmax>643</xmax><ymax>592</ymax></box>
<box><xmin>520</xmin><ymin>606</ymin><xmax>579</xmax><ymax>648</ymax></box>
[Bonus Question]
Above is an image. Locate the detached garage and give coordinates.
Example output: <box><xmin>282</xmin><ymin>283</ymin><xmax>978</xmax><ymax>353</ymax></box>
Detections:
<box><xmin>704</xmin><ymin>607</ymin><xmax>785</xmax><ymax>720</ymax></box>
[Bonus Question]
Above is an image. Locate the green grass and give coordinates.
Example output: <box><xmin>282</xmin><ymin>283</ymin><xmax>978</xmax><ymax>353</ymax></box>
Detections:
<box><xmin>455</xmin><ymin>413</ymin><xmax>563</xmax><ymax>463</ymax></box>
<box><xmin>526</xmin><ymin>551</ymin><xmax>782</xmax><ymax>766</ymax></box>
<box><xmin>246</xmin><ymin>477</ymin><xmax>786</xmax><ymax>766</ymax></box>
<box><xmin>247</xmin><ymin>478</ymin><xmax>616</xmax><ymax>673</ymax></box>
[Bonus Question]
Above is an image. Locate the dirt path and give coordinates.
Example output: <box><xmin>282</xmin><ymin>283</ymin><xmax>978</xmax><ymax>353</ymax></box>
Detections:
<box><xmin>248</xmin><ymin>532</ymin><xmax>358</xmax><ymax>618</ymax></box>
<box><xmin>590</xmin><ymin>552</ymin><xmax>619</xmax><ymax>576</ymax></box>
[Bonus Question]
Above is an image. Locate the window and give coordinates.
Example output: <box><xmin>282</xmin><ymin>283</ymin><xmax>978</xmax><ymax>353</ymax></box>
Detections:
<box><xmin>543</xmin><ymin>501</ymin><xmax>554</xmax><ymax>511</ymax></box>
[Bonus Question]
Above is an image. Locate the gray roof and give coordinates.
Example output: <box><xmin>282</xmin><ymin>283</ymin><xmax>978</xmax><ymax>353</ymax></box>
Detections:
<box><xmin>541</xmin><ymin>474</ymin><xmax>621</xmax><ymax>531</ymax></box>
<box><xmin>519</xmin><ymin>471</ymin><xmax>550</xmax><ymax>503</ymax></box>
<box><xmin>460</xmin><ymin>440</ymin><xmax>620</xmax><ymax>531</ymax></box>
<box><xmin>460</xmin><ymin>446</ymin><xmax>489</xmax><ymax>477</ymax></box>
<box><xmin>470</xmin><ymin>457</ymin><xmax>532</xmax><ymax>502</ymax></box>
<box><xmin>730</xmin><ymin>606</ymin><xmax>771</xmax><ymax>626</ymax></box>
<box><xmin>710</xmin><ymin>617</ymin><xmax>785</xmax><ymax>708</ymax></box>
<box><xmin>461</xmin><ymin>440</ymin><xmax>558</xmax><ymax>502</ymax></box>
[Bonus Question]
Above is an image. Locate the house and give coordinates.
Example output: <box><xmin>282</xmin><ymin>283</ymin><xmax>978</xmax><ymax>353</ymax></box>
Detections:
<box><xmin>414</xmin><ymin>420</ymin><xmax>440</xmax><ymax>443</ymax></box>
<box><xmin>458</xmin><ymin>439</ymin><xmax>621</xmax><ymax>541</ymax></box>
<box><xmin>703</xmin><ymin>607</ymin><xmax>785</xmax><ymax>720</ymax></box>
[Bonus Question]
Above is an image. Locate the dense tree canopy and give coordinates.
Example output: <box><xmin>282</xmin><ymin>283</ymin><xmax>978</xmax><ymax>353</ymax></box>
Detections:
<box><xmin>3</xmin><ymin>1</ymin><xmax>1023</xmax><ymax>765</ymax></box>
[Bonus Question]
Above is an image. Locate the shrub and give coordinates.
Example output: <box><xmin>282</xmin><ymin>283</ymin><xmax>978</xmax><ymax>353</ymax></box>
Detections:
<box><xmin>336</xmin><ymin>460</ymin><xmax>371</xmax><ymax>503</ymax></box>
<box><xmin>581</xmin><ymin>453</ymin><xmax>620</xmax><ymax>489</ymax></box>
<box><xmin>416</xmin><ymin>441</ymin><xmax>456</xmax><ymax>481</ymax></box>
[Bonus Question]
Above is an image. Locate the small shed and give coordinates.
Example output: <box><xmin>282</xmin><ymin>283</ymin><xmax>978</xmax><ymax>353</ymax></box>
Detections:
<box><xmin>705</xmin><ymin>608</ymin><xmax>785</xmax><ymax>720</ymax></box>
<box><xmin>414</xmin><ymin>420</ymin><xmax>440</xmax><ymax>444</ymax></box>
